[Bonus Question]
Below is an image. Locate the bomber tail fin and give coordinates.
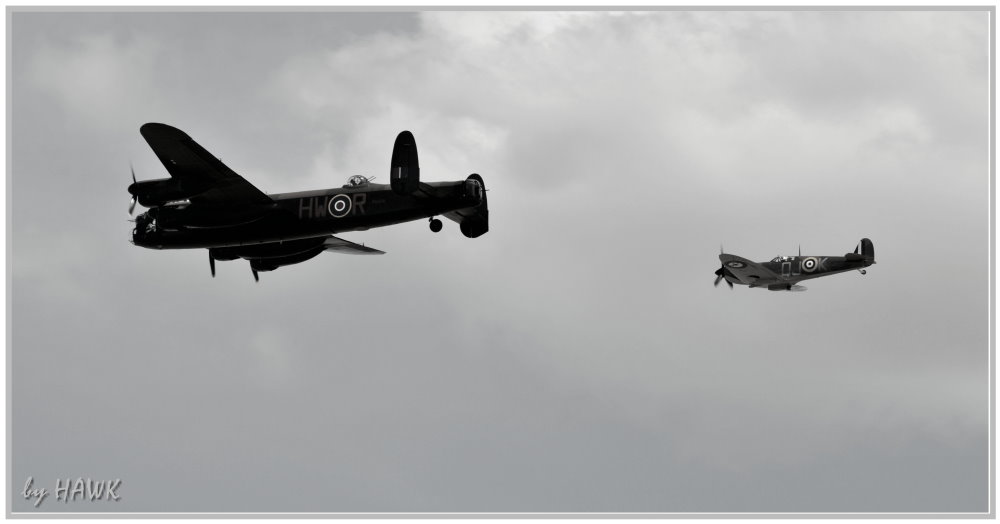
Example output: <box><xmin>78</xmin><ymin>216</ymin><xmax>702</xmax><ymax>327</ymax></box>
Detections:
<box><xmin>390</xmin><ymin>130</ymin><xmax>420</xmax><ymax>195</ymax></box>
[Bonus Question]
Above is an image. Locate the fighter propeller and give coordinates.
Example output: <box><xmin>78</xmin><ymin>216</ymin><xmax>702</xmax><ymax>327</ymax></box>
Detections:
<box><xmin>714</xmin><ymin>245</ymin><xmax>733</xmax><ymax>288</ymax></box>
<box><xmin>714</xmin><ymin>266</ymin><xmax>733</xmax><ymax>288</ymax></box>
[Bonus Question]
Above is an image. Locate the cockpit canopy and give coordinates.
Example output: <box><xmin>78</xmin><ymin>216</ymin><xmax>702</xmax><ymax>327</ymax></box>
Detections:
<box><xmin>343</xmin><ymin>175</ymin><xmax>371</xmax><ymax>188</ymax></box>
<box><xmin>771</xmin><ymin>255</ymin><xmax>796</xmax><ymax>263</ymax></box>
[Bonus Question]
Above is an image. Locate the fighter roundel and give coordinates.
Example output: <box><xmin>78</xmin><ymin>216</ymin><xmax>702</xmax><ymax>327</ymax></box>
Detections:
<box><xmin>714</xmin><ymin>240</ymin><xmax>875</xmax><ymax>292</ymax></box>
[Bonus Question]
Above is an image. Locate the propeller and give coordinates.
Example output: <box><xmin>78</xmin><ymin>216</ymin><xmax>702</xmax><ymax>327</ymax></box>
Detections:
<box><xmin>714</xmin><ymin>266</ymin><xmax>734</xmax><ymax>288</ymax></box>
<box><xmin>128</xmin><ymin>164</ymin><xmax>138</xmax><ymax>215</ymax></box>
<box><xmin>713</xmin><ymin>266</ymin><xmax>733</xmax><ymax>289</ymax></box>
<box><xmin>714</xmin><ymin>244</ymin><xmax>733</xmax><ymax>289</ymax></box>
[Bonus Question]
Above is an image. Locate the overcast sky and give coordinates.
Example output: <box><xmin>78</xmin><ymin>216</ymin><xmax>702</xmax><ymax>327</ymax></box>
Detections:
<box><xmin>9</xmin><ymin>9</ymin><xmax>990</xmax><ymax>514</ymax></box>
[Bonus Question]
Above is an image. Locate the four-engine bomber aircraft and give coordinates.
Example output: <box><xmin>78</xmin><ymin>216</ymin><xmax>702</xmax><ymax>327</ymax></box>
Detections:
<box><xmin>714</xmin><ymin>239</ymin><xmax>875</xmax><ymax>291</ymax></box>
<box><xmin>129</xmin><ymin>123</ymin><xmax>488</xmax><ymax>281</ymax></box>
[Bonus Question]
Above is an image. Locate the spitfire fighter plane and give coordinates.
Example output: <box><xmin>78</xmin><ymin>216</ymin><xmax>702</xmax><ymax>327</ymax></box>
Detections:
<box><xmin>714</xmin><ymin>239</ymin><xmax>875</xmax><ymax>291</ymax></box>
<box><xmin>129</xmin><ymin>123</ymin><xmax>488</xmax><ymax>281</ymax></box>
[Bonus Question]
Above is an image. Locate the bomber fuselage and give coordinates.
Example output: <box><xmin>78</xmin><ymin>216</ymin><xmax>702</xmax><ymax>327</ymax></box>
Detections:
<box><xmin>132</xmin><ymin>180</ymin><xmax>482</xmax><ymax>250</ymax></box>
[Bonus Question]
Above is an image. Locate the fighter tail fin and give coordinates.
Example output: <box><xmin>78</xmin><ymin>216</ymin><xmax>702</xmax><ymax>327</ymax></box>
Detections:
<box><xmin>853</xmin><ymin>238</ymin><xmax>874</xmax><ymax>260</ymax></box>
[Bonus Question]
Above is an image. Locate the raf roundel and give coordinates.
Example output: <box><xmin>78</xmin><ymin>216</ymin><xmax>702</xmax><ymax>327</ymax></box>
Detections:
<box><xmin>725</xmin><ymin>260</ymin><xmax>747</xmax><ymax>269</ymax></box>
<box><xmin>801</xmin><ymin>257</ymin><xmax>819</xmax><ymax>272</ymax></box>
<box><xmin>328</xmin><ymin>194</ymin><xmax>352</xmax><ymax>218</ymax></box>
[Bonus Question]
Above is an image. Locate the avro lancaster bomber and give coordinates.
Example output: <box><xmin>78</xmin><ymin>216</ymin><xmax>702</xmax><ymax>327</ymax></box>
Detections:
<box><xmin>129</xmin><ymin>123</ymin><xmax>488</xmax><ymax>281</ymax></box>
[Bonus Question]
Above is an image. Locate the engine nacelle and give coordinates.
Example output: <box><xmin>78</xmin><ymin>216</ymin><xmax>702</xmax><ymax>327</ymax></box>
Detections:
<box><xmin>128</xmin><ymin>177</ymin><xmax>206</xmax><ymax>207</ymax></box>
<box><xmin>249</xmin><ymin>246</ymin><xmax>325</xmax><ymax>272</ymax></box>
<box><xmin>207</xmin><ymin>248</ymin><xmax>240</xmax><ymax>262</ymax></box>
<box><xmin>390</xmin><ymin>130</ymin><xmax>420</xmax><ymax>195</ymax></box>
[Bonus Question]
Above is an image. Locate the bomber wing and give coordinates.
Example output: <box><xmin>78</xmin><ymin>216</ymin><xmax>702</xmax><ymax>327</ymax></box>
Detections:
<box><xmin>140</xmin><ymin>123</ymin><xmax>272</xmax><ymax>206</ymax></box>
<box><xmin>719</xmin><ymin>254</ymin><xmax>784</xmax><ymax>287</ymax></box>
<box><xmin>323</xmin><ymin>235</ymin><xmax>385</xmax><ymax>255</ymax></box>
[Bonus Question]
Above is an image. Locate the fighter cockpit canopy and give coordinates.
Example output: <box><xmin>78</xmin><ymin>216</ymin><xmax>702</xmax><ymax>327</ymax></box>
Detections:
<box><xmin>771</xmin><ymin>255</ymin><xmax>795</xmax><ymax>263</ymax></box>
<box><xmin>344</xmin><ymin>175</ymin><xmax>372</xmax><ymax>188</ymax></box>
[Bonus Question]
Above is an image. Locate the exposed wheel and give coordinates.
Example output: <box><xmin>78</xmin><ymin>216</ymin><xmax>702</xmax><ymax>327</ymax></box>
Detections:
<box><xmin>429</xmin><ymin>218</ymin><xmax>443</xmax><ymax>233</ymax></box>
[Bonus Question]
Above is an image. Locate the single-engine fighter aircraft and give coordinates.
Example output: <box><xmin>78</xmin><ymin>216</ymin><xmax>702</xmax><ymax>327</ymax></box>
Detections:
<box><xmin>129</xmin><ymin>123</ymin><xmax>488</xmax><ymax>281</ymax></box>
<box><xmin>714</xmin><ymin>239</ymin><xmax>875</xmax><ymax>291</ymax></box>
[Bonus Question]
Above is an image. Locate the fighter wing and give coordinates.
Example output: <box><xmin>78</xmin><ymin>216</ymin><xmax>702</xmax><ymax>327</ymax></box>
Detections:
<box><xmin>323</xmin><ymin>236</ymin><xmax>385</xmax><ymax>255</ymax></box>
<box><xmin>719</xmin><ymin>254</ymin><xmax>784</xmax><ymax>286</ymax></box>
<box><xmin>140</xmin><ymin>123</ymin><xmax>272</xmax><ymax>206</ymax></box>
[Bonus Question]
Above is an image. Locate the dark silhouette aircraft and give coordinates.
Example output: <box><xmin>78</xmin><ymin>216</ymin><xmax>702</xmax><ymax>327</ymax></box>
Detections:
<box><xmin>129</xmin><ymin>123</ymin><xmax>488</xmax><ymax>281</ymax></box>
<box><xmin>714</xmin><ymin>239</ymin><xmax>875</xmax><ymax>291</ymax></box>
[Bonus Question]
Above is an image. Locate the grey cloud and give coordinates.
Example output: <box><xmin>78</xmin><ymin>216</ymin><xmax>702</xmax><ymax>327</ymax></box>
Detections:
<box><xmin>10</xmin><ymin>9</ymin><xmax>989</xmax><ymax>514</ymax></box>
